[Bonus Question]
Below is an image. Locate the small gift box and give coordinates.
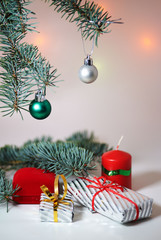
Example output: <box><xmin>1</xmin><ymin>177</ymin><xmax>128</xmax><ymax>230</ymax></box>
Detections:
<box><xmin>12</xmin><ymin>168</ymin><xmax>56</xmax><ymax>204</ymax></box>
<box><xmin>67</xmin><ymin>176</ymin><xmax>153</xmax><ymax>223</ymax></box>
<box><xmin>39</xmin><ymin>175</ymin><xmax>74</xmax><ymax>223</ymax></box>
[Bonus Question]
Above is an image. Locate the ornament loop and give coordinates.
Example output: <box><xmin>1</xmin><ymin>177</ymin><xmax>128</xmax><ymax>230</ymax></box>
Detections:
<box><xmin>35</xmin><ymin>89</ymin><xmax>45</xmax><ymax>102</ymax></box>
<box><xmin>84</xmin><ymin>55</ymin><xmax>93</xmax><ymax>66</ymax></box>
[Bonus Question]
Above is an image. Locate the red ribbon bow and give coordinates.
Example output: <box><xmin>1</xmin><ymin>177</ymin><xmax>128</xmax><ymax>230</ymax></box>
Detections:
<box><xmin>81</xmin><ymin>176</ymin><xmax>139</xmax><ymax>221</ymax></box>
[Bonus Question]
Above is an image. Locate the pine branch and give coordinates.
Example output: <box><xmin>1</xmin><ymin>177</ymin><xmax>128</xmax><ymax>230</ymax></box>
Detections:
<box><xmin>0</xmin><ymin>169</ymin><xmax>20</xmax><ymax>212</ymax></box>
<box><xmin>19</xmin><ymin>142</ymin><xmax>95</xmax><ymax>177</ymax></box>
<box><xmin>0</xmin><ymin>0</ymin><xmax>60</xmax><ymax>118</ymax></box>
<box><xmin>66</xmin><ymin>130</ymin><xmax>112</xmax><ymax>157</ymax></box>
<box><xmin>23</xmin><ymin>136</ymin><xmax>53</xmax><ymax>147</ymax></box>
<box><xmin>0</xmin><ymin>58</ymin><xmax>34</xmax><ymax>117</ymax></box>
<box><xmin>46</xmin><ymin>0</ymin><xmax>114</xmax><ymax>45</ymax></box>
<box><xmin>0</xmin><ymin>131</ymin><xmax>110</xmax><ymax>175</ymax></box>
<box><xmin>0</xmin><ymin>130</ymin><xmax>112</xmax><ymax>178</ymax></box>
<box><xmin>0</xmin><ymin>145</ymin><xmax>20</xmax><ymax>167</ymax></box>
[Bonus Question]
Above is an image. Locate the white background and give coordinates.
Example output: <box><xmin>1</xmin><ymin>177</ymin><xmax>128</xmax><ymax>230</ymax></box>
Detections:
<box><xmin>0</xmin><ymin>0</ymin><xmax>161</xmax><ymax>239</ymax></box>
<box><xmin>0</xmin><ymin>0</ymin><xmax>161</xmax><ymax>162</ymax></box>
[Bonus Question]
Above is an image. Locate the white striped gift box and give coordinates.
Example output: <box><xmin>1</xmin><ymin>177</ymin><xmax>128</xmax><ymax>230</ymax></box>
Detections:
<box><xmin>39</xmin><ymin>193</ymin><xmax>74</xmax><ymax>222</ymax></box>
<box><xmin>67</xmin><ymin>176</ymin><xmax>153</xmax><ymax>223</ymax></box>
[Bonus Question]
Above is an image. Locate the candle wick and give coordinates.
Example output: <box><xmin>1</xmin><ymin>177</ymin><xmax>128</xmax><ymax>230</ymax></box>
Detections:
<box><xmin>116</xmin><ymin>136</ymin><xmax>124</xmax><ymax>150</ymax></box>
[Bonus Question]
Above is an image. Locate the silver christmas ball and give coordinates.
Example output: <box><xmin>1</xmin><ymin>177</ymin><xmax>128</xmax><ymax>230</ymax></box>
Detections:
<box><xmin>79</xmin><ymin>55</ymin><xmax>98</xmax><ymax>84</ymax></box>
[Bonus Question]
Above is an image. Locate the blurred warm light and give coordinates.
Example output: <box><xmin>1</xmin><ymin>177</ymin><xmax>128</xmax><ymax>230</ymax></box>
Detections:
<box><xmin>142</xmin><ymin>37</ymin><xmax>153</xmax><ymax>49</ymax></box>
<box><xmin>96</xmin><ymin>0</ymin><xmax>109</xmax><ymax>9</ymax></box>
<box><xmin>33</xmin><ymin>34</ymin><xmax>46</xmax><ymax>47</ymax></box>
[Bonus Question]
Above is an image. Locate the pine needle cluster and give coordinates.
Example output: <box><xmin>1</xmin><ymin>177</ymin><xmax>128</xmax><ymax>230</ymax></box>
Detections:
<box><xmin>18</xmin><ymin>142</ymin><xmax>95</xmax><ymax>177</ymax></box>
<box><xmin>66</xmin><ymin>131</ymin><xmax>112</xmax><ymax>157</ymax></box>
<box><xmin>0</xmin><ymin>0</ymin><xmax>59</xmax><ymax>118</ymax></box>
<box><xmin>0</xmin><ymin>131</ymin><xmax>111</xmax><ymax>176</ymax></box>
<box><xmin>46</xmin><ymin>0</ymin><xmax>113</xmax><ymax>45</ymax></box>
<box><xmin>0</xmin><ymin>169</ymin><xmax>20</xmax><ymax>212</ymax></box>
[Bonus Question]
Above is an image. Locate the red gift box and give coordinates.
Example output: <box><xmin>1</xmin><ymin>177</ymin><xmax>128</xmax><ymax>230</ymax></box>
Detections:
<box><xmin>12</xmin><ymin>167</ymin><xmax>56</xmax><ymax>204</ymax></box>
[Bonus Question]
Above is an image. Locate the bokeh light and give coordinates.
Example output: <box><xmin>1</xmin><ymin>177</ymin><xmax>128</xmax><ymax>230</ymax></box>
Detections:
<box><xmin>141</xmin><ymin>36</ymin><xmax>153</xmax><ymax>49</ymax></box>
<box><xmin>33</xmin><ymin>34</ymin><xmax>46</xmax><ymax>48</ymax></box>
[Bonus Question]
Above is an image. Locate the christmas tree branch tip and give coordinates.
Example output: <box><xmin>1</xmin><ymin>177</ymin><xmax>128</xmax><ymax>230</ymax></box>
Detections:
<box><xmin>0</xmin><ymin>169</ymin><xmax>20</xmax><ymax>212</ymax></box>
<box><xmin>46</xmin><ymin>0</ymin><xmax>122</xmax><ymax>46</ymax></box>
<box><xmin>0</xmin><ymin>131</ymin><xmax>111</xmax><ymax>175</ymax></box>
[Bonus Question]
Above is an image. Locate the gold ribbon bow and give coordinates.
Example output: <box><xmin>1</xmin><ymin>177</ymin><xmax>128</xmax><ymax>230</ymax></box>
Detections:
<box><xmin>40</xmin><ymin>174</ymin><xmax>71</xmax><ymax>222</ymax></box>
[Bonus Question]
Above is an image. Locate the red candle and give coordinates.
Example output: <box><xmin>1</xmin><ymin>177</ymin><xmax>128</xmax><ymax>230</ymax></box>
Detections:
<box><xmin>102</xmin><ymin>142</ymin><xmax>132</xmax><ymax>188</ymax></box>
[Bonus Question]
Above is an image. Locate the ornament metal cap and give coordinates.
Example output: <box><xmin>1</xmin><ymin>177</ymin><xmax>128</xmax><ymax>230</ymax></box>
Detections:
<box><xmin>84</xmin><ymin>55</ymin><xmax>93</xmax><ymax>66</ymax></box>
<box><xmin>35</xmin><ymin>89</ymin><xmax>45</xmax><ymax>102</ymax></box>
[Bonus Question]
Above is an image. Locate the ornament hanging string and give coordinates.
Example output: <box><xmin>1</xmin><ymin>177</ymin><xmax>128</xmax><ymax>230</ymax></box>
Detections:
<box><xmin>81</xmin><ymin>18</ymin><xmax>123</xmax><ymax>57</ymax></box>
<box><xmin>81</xmin><ymin>28</ymin><xmax>95</xmax><ymax>57</ymax></box>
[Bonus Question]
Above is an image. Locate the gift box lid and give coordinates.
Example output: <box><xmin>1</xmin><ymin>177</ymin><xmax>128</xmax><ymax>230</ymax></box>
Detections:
<box><xmin>12</xmin><ymin>167</ymin><xmax>56</xmax><ymax>203</ymax></box>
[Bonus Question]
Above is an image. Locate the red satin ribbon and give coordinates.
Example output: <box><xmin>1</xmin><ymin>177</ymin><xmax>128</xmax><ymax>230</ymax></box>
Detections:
<box><xmin>81</xmin><ymin>176</ymin><xmax>139</xmax><ymax>221</ymax></box>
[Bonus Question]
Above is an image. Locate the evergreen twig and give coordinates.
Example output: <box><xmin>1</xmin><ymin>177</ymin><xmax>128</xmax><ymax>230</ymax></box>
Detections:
<box><xmin>66</xmin><ymin>130</ymin><xmax>112</xmax><ymax>157</ymax></box>
<box><xmin>0</xmin><ymin>169</ymin><xmax>20</xmax><ymax>212</ymax></box>
<box><xmin>0</xmin><ymin>131</ymin><xmax>111</xmax><ymax>174</ymax></box>
<box><xmin>45</xmin><ymin>0</ymin><xmax>114</xmax><ymax>46</ymax></box>
<box><xmin>0</xmin><ymin>145</ymin><xmax>20</xmax><ymax>169</ymax></box>
<box><xmin>0</xmin><ymin>0</ymin><xmax>60</xmax><ymax>118</ymax></box>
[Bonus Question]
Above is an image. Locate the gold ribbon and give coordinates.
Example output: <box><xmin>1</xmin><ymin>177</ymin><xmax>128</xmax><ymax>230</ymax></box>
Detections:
<box><xmin>40</xmin><ymin>174</ymin><xmax>71</xmax><ymax>222</ymax></box>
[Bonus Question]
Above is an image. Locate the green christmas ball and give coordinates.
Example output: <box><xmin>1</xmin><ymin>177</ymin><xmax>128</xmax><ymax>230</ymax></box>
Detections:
<box><xmin>29</xmin><ymin>99</ymin><xmax>52</xmax><ymax>120</ymax></box>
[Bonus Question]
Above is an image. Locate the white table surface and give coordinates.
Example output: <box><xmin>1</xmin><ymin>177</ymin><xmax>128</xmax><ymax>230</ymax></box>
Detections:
<box><xmin>0</xmin><ymin>160</ymin><xmax>161</xmax><ymax>240</ymax></box>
